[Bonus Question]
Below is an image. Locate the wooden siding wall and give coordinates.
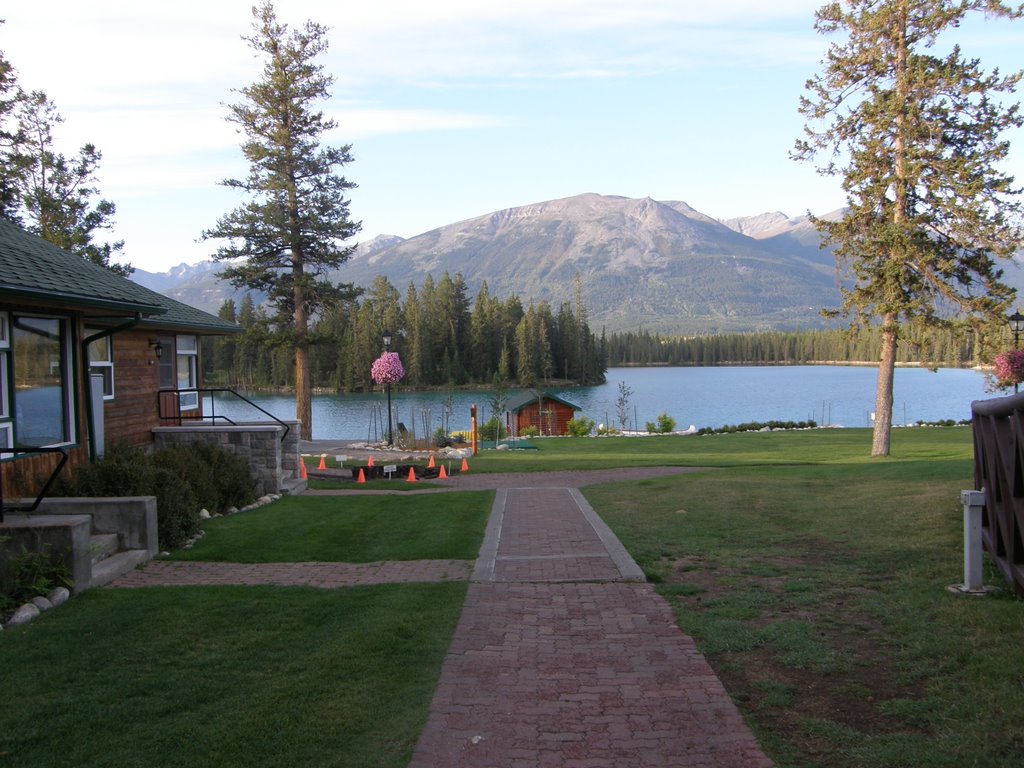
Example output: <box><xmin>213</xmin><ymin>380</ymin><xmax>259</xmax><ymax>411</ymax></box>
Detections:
<box><xmin>103</xmin><ymin>331</ymin><xmax>165</xmax><ymax>448</ymax></box>
<box><xmin>513</xmin><ymin>401</ymin><xmax>576</xmax><ymax>436</ymax></box>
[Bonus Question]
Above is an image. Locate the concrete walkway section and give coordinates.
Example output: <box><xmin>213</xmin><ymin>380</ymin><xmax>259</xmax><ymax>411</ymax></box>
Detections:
<box><xmin>410</xmin><ymin>485</ymin><xmax>773</xmax><ymax>768</ymax></box>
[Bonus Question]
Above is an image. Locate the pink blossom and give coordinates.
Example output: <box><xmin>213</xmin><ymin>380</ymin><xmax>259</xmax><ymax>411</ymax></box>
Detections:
<box><xmin>992</xmin><ymin>349</ymin><xmax>1024</xmax><ymax>390</ymax></box>
<box><xmin>371</xmin><ymin>351</ymin><xmax>405</xmax><ymax>385</ymax></box>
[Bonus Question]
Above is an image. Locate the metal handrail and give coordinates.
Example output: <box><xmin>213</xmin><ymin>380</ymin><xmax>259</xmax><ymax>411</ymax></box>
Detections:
<box><xmin>157</xmin><ymin>388</ymin><xmax>290</xmax><ymax>443</ymax></box>
<box><xmin>0</xmin><ymin>446</ymin><xmax>69</xmax><ymax>523</ymax></box>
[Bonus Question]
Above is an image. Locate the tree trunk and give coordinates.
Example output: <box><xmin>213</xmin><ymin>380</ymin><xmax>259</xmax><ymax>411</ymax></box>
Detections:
<box><xmin>295</xmin><ymin>342</ymin><xmax>311</xmax><ymax>441</ymax></box>
<box><xmin>872</xmin><ymin>318</ymin><xmax>898</xmax><ymax>457</ymax></box>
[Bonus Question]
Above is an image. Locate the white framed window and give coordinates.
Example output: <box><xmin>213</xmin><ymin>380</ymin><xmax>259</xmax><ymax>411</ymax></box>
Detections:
<box><xmin>85</xmin><ymin>330</ymin><xmax>114</xmax><ymax>400</ymax></box>
<box><xmin>176</xmin><ymin>334</ymin><xmax>199</xmax><ymax>411</ymax></box>
<box><xmin>10</xmin><ymin>314</ymin><xmax>75</xmax><ymax>447</ymax></box>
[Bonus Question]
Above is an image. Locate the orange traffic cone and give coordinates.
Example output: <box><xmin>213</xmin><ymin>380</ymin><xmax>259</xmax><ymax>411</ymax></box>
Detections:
<box><xmin>300</xmin><ymin>460</ymin><xmax>308</xmax><ymax>480</ymax></box>
<box><xmin>367</xmin><ymin>455</ymin><xmax>375</xmax><ymax>467</ymax></box>
<box><xmin>318</xmin><ymin>454</ymin><xmax>327</xmax><ymax>470</ymax></box>
<box><xmin>357</xmin><ymin>468</ymin><xmax>366</xmax><ymax>484</ymax></box>
<box><xmin>406</xmin><ymin>466</ymin><xmax>417</xmax><ymax>483</ymax></box>
<box><xmin>427</xmin><ymin>455</ymin><xmax>435</xmax><ymax>469</ymax></box>
<box><xmin>461</xmin><ymin>457</ymin><xmax>469</xmax><ymax>473</ymax></box>
<box><xmin>438</xmin><ymin>464</ymin><xmax>448</xmax><ymax>479</ymax></box>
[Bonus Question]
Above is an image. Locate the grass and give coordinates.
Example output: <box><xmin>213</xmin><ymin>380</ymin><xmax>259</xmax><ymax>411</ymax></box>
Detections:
<box><xmin>0</xmin><ymin>582</ymin><xmax>466</xmax><ymax>768</ymax></box>
<box><xmin>5</xmin><ymin>426</ymin><xmax>1022</xmax><ymax>768</ymax></box>
<box><xmin>170</xmin><ymin>491</ymin><xmax>494</xmax><ymax>563</ymax></box>
<box><xmin>584</xmin><ymin>426</ymin><xmax>1024</xmax><ymax>768</ymax></box>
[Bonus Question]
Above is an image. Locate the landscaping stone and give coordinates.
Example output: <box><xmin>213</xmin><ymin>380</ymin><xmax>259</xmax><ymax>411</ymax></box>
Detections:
<box><xmin>7</xmin><ymin>603</ymin><xmax>40</xmax><ymax>626</ymax></box>
<box><xmin>47</xmin><ymin>587</ymin><xmax>70</xmax><ymax>607</ymax></box>
<box><xmin>30</xmin><ymin>596</ymin><xmax>53</xmax><ymax>612</ymax></box>
<box><xmin>199</xmin><ymin>508</ymin><xmax>211</xmax><ymax>519</ymax></box>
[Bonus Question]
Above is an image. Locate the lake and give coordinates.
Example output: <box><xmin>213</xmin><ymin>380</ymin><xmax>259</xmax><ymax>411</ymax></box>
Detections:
<box><xmin>205</xmin><ymin>365</ymin><xmax>998</xmax><ymax>441</ymax></box>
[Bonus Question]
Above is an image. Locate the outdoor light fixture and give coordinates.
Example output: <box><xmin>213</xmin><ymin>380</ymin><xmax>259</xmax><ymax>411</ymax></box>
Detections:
<box><xmin>148</xmin><ymin>339</ymin><xmax>164</xmax><ymax>360</ymax></box>
<box><xmin>382</xmin><ymin>330</ymin><xmax>393</xmax><ymax>446</ymax></box>
<box><xmin>1009</xmin><ymin>309</ymin><xmax>1024</xmax><ymax>347</ymax></box>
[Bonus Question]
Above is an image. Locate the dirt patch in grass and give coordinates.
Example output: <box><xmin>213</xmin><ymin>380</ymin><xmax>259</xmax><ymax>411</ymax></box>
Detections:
<box><xmin>660</xmin><ymin>553</ymin><xmax>929</xmax><ymax>768</ymax></box>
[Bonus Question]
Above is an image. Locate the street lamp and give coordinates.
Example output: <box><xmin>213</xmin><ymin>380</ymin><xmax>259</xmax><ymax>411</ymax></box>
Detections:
<box><xmin>1010</xmin><ymin>310</ymin><xmax>1024</xmax><ymax>394</ymax></box>
<box><xmin>383</xmin><ymin>330</ymin><xmax>393</xmax><ymax>446</ymax></box>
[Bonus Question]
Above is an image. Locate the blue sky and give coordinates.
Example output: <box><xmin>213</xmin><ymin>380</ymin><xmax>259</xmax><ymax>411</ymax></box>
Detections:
<box><xmin>3</xmin><ymin>0</ymin><xmax>1022</xmax><ymax>272</ymax></box>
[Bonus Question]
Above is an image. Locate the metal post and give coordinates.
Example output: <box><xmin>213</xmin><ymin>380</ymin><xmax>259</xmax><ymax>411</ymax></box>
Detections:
<box><xmin>386</xmin><ymin>382</ymin><xmax>393</xmax><ymax>447</ymax></box>
<box><xmin>949</xmin><ymin>490</ymin><xmax>991</xmax><ymax>595</ymax></box>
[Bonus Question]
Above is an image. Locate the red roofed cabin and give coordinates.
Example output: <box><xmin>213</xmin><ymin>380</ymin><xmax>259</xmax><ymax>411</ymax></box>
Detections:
<box><xmin>507</xmin><ymin>391</ymin><xmax>581</xmax><ymax>437</ymax></box>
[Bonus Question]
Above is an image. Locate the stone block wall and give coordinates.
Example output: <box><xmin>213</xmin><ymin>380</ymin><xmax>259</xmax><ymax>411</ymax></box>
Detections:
<box><xmin>152</xmin><ymin>420</ymin><xmax>301</xmax><ymax>496</ymax></box>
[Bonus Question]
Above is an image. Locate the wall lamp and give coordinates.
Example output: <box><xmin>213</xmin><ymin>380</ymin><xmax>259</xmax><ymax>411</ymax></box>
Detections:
<box><xmin>148</xmin><ymin>339</ymin><xmax>164</xmax><ymax>360</ymax></box>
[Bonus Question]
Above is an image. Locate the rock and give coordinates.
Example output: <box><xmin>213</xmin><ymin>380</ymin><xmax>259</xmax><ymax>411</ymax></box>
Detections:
<box><xmin>226</xmin><ymin>506</ymin><xmax>239</xmax><ymax>515</ymax></box>
<box><xmin>7</xmin><ymin>603</ymin><xmax>41</xmax><ymax>627</ymax></box>
<box><xmin>496</xmin><ymin>444</ymin><xmax>510</xmax><ymax>451</ymax></box>
<box><xmin>199</xmin><ymin>508</ymin><xmax>211</xmax><ymax>519</ymax></box>
<box><xmin>31</xmin><ymin>596</ymin><xmax>53</xmax><ymax>612</ymax></box>
<box><xmin>47</xmin><ymin>587</ymin><xmax>70</xmax><ymax>607</ymax></box>
<box><xmin>258</xmin><ymin>495</ymin><xmax>272</xmax><ymax>505</ymax></box>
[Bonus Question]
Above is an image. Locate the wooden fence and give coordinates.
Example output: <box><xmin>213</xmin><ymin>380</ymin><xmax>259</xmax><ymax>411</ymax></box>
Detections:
<box><xmin>971</xmin><ymin>393</ymin><xmax>1024</xmax><ymax>596</ymax></box>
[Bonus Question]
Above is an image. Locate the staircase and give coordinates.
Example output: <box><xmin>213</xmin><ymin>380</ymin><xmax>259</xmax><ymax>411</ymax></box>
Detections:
<box><xmin>88</xmin><ymin>532</ymin><xmax>151</xmax><ymax>589</ymax></box>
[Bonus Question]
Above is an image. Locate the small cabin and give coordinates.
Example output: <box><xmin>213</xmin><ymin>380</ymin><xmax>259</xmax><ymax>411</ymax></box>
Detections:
<box><xmin>507</xmin><ymin>391</ymin><xmax>581</xmax><ymax>437</ymax></box>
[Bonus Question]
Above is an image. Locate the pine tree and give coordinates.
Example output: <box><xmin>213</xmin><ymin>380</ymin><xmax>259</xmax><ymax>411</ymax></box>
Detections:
<box><xmin>794</xmin><ymin>0</ymin><xmax>1024</xmax><ymax>456</ymax></box>
<box><xmin>8</xmin><ymin>90</ymin><xmax>130</xmax><ymax>275</ymax></box>
<box><xmin>203</xmin><ymin>1</ymin><xmax>360</xmax><ymax>440</ymax></box>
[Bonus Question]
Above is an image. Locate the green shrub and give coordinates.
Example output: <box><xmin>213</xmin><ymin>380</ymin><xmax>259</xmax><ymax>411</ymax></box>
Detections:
<box><xmin>0</xmin><ymin>537</ymin><xmax>72</xmax><ymax>621</ymax></box>
<box><xmin>53</xmin><ymin>442</ymin><xmax>256</xmax><ymax>551</ymax></box>
<box><xmin>566</xmin><ymin>417</ymin><xmax>595</xmax><ymax>437</ymax></box>
<box><xmin>519</xmin><ymin>425</ymin><xmax>539</xmax><ymax>438</ymax></box>
<box><xmin>645</xmin><ymin>412</ymin><xmax>677</xmax><ymax>434</ymax></box>
<box><xmin>479</xmin><ymin>417</ymin><xmax>507</xmax><ymax>442</ymax></box>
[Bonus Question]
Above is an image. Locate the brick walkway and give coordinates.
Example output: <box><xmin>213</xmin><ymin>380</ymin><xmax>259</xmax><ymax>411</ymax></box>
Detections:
<box><xmin>409</xmin><ymin>485</ymin><xmax>773</xmax><ymax>767</ymax></box>
<box><xmin>109</xmin><ymin>559</ymin><xmax>472</xmax><ymax>588</ymax></box>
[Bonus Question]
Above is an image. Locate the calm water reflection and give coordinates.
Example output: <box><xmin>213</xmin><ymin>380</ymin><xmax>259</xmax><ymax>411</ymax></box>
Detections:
<box><xmin>207</xmin><ymin>365</ymin><xmax>995</xmax><ymax>440</ymax></box>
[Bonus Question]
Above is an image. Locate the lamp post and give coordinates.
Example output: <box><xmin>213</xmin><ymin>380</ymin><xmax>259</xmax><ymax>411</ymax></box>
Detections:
<box><xmin>383</xmin><ymin>330</ymin><xmax>393</xmax><ymax>446</ymax></box>
<box><xmin>1010</xmin><ymin>310</ymin><xmax>1024</xmax><ymax>394</ymax></box>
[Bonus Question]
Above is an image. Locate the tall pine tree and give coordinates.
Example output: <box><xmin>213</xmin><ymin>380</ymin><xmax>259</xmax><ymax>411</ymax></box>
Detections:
<box><xmin>203</xmin><ymin>1</ymin><xmax>360</xmax><ymax>440</ymax></box>
<box><xmin>795</xmin><ymin>0</ymin><xmax>1024</xmax><ymax>455</ymax></box>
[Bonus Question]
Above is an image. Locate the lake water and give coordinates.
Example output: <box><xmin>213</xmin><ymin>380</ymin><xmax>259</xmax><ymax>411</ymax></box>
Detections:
<box><xmin>205</xmin><ymin>365</ymin><xmax>997</xmax><ymax>441</ymax></box>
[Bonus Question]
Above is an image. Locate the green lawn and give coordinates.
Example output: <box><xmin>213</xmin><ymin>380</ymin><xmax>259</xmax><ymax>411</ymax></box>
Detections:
<box><xmin>170</xmin><ymin>491</ymin><xmax>493</xmax><ymax>563</ymax></box>
<box><xmin>0</xmin><ymin>582</ymin><xmax>466</xmax><ymax>768</ymax></box>
<box><xmin>586</xmin><ymin>426</ymin><xmax>1024</xmax><ymax>768</ymax></box>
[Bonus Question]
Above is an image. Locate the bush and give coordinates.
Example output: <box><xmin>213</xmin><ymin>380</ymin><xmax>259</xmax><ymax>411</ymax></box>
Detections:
<box><xmin>479</xmin><ymin>417</ymin><xmax>507</xmax><ymax>442</ymax></box>
<box><xmin>53</xmin><ymin>442</ymin><xmax>256</xmax><ymax>550</ymax></box>
<box><xmin>697</xmin><ymin>420</ymin><xmax>818</xmax><ymax>436</ymax></box>
<box><xmin>0</xmin><ymin>537</ymin><xmax>72</xmax><ymax>621</ymax></box>
<box><xmin>519</xmin><ymin>425</ymin><xmax>539</xmax><ymax>438</ymax></box>
<box><xmin>566</xmin><ymin>417</ymin><xmax>595</xmax><ymax>437</ymax></box>
<box><xmin>645</xmin><ymin>412</ymin><xmax>677</xmax><ymax>434</ymax></box>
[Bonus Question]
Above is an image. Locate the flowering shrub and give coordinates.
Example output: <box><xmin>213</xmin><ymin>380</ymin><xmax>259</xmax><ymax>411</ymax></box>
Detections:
<box><xmin>992</xmin><ymin>349</ymin><xmax>1024</xmax><ymax>390</ymax></box>
<box><xmin>371</xmin><ymin>351</ymin><xmax>405</xmax><ymax>386</ymax></box>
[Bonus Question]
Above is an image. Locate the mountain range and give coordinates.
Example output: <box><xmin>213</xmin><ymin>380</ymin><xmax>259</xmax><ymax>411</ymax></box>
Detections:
<box><xmin>130</xmin><ymin>192</ymin><xmax>1024</xmax><ymax>336</ymax></box>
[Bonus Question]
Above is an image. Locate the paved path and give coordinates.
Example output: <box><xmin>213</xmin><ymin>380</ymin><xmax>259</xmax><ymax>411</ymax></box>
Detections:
<box><xmin>109</xmin><ymin>559</ymin><xmax>471</xmax><ymax>588</ymax></box>
<box><xmin>409</xmin><ymin>484</ymin><xmax>773</xmax><ymax>767</ymax></box>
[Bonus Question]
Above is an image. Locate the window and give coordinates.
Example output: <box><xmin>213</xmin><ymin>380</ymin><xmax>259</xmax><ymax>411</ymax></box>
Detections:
<box><xmin>10</xmin><ymin>314</ymin><xmax>74</xmax><ymax>447</ymax></box>
<box><xmin>85</xmin><ymin>330</ymin><xmax>114</xmax><ymax>400</ymax></box>
<box><xmin>176</xmin><ymin>334</ymin><xmax>199</xmax><ymax>411</ymax></box>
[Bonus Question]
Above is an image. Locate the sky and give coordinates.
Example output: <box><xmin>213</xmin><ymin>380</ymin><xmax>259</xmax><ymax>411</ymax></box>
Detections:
<box><xmin>2</xmin><ymin>1</ymin><xmax>1022</xmax><ymax>273</ymax></box>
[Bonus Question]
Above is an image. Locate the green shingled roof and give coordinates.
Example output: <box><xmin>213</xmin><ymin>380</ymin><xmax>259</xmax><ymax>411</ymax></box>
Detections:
<box><xmin>0</xmin><ymin>217</ymin><xmax>238</xmax><ymax>334</ymax></box>
<box><xmin>0</xmin><ymin>216</ymin><xmax>166</xmax><ymax>315</ymax></box>
<box><xmin>506</xmin><ymin>391</ymin><xmax>581</xmax><ymax>412</ymax></box>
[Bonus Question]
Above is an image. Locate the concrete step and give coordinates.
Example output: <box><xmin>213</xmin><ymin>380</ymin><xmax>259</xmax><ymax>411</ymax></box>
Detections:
<box><xmin>90</xmin><ymin>549</ymin><xmax>151</xmax><ymax>589</ymax></box>
<box><xmin>280</xmin><ymin>476</ymin><xmax>307</xmax><ymax>495</ymax></box>
<box><xmin>89</xmin><ymin>533</ymin><xmax>120</xmax><ymax>565</ymax></box>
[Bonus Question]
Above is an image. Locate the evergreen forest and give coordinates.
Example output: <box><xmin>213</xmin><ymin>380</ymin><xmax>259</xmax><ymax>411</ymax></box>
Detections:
<box><xmin>203</xmin><ymin>273</ymin><xmax>607</xmax><ymax>391</ymax></box>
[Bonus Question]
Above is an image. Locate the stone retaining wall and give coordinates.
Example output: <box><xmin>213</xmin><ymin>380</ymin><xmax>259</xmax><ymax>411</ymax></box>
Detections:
<box><xmin>152</xmin><ymin>420</ymin><xmax>301</xmax><ymax>496</ymax></box>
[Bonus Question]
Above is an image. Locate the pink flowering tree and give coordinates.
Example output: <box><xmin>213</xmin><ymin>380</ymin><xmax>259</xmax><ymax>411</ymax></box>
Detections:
<box><xmin>991</xmin><ymin>349</ymin><xmax>1024</xmax><ymax>391</ymax></box>
<box><xmin>371</xmin><ymin>351</ymin><xmax>405</xmax><ymax>386</ymax></box>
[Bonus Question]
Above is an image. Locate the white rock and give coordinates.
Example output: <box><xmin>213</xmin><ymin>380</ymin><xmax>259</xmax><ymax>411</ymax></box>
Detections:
<box><xmin>31</xmin><ymin>596</ymin><xmax>53</xmax><ymax>612</ymax></box>
<box><xmin>200</xmin><ymin>508</ymin><xmax>211</xmax><ymax>519</ymax></box>
<box><xmin>226</xmin><ymin>506</ymin><xmax>239</xmax><ymax>515</ymax></box>
<box><xmin>7</xmin><ymin>603</ymin><xmax>41</xmax><ymax>626</ymax></box>
<box><xmin>47</xmin><ymin>587</ymin><xmax>70</xmax><ymax>607</ymax></box>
